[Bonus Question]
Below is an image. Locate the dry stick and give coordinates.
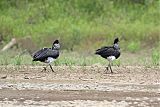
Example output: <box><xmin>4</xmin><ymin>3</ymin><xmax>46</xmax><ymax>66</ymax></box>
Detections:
<box><xmin>1</xmin><ymin>38</ymin><xmax>17</xmax><ymax>52</ymax></box>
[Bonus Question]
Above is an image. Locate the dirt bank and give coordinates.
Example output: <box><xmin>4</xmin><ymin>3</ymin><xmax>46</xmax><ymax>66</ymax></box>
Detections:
<box><xmin>0</xmin><ymin>66</ymin><xmax>160</xmax><ymax>107</ymax></box>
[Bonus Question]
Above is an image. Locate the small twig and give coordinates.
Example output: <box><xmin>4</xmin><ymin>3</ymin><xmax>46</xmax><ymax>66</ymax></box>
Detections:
<box><xmin>1</xmin><ymin>38</ymin><xmax>17</xmax><ymax>52</ymax></box>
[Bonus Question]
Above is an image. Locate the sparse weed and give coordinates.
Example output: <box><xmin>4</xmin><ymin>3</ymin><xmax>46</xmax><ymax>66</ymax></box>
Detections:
<box><xmin>0</xmin><ymin>49</ymin><xmax>159</xmax><ymax>66</ymax></box>
<box><xmin>127</xmin><ymin>41</ymin><xmax>140</xmax><ymax>53</ymax></box>
<box><xmin>114</xmin><ymin>59</ymin><xmax>121</xmax><ymax>67</ymax></box>
<box><xmin>0</xmin><ymin>52</ymin><xmax>9</xmax><ymax>65</ymax></box>
<box><xmin>14</xmin><ymin>55</ymin><xmax>22</xmax><ymax>65</ymax></box>
<box><xmin>151</xmin><ymin>49</ymin><xmax>160</xmax><ymax>66</ymax></box>
<box><xmin>1</xmin><ymin>57</ymin><xmax>9</xmax><ymax>65</ymax></box>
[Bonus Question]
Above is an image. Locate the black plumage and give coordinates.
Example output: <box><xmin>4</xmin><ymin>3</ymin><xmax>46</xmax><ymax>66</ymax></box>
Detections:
<box><xmin>32</xmin><ymin>40</ymin><xmax>60</xmax><ymax>72</ymax></box>
<box><xmin>95</xmin><ymin>38</ymin><xmax>120</xmax><ymax>73</ymax></box>
<box><xmin>33</xmin><ymin>48</ymin><xmax>59</xmax><ymax>62</ymax></box>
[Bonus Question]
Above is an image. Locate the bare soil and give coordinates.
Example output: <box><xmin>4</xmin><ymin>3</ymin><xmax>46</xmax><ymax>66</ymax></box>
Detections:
<box><xmin>0</xmin><ymin>65</ymin><xmax>160</xmax><ymax>107</ymax></box>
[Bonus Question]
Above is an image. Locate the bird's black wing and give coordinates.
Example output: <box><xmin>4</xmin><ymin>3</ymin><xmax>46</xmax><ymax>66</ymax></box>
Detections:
<box><xmin>33</xmin><ymin>49</ymin><xmax>59</xmax><ymax>61</ymax></box>
<box><xmin>95</xmin><ymin>46</ymin><xmax>112</xmax><ymax>54</ymax></box>
<box><xmin>32</xmin><ymin>48</ymin><xmax>48</xmax><ymax>59</ymax></box>
<box><xmin>95</xmin><ymin>46</ymin><xmax>116</xmax><ymax>58</ymax></box>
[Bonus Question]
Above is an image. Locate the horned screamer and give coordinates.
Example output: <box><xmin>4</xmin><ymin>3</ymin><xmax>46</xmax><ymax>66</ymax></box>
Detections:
<box><xmin>32</xmin><ymin>40</ymin><xmax>60</xmax><ymax>72</ymax></box>
<box><xmin>95</xmin><ymin>38</ymin><xmax>120</xmax><ymax>73</ymax></box>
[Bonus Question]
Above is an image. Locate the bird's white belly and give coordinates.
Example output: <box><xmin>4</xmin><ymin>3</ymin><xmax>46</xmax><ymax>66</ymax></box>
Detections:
<box><xmin>45</xmin><ymin>57</ymin><xmax>55</xmax><ymax>63</ymax></box>
<box><xmin>107</xmin><ymin>56</ymin><xmax>116</xmax><ymax>61</ymax></box>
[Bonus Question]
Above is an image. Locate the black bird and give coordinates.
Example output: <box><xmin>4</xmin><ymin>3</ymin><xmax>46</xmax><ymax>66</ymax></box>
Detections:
<box><xmin>32</xmin><ymin>40</ymin><xmax>60</xmax><ymax>72</ymax></box>
<box><xmin>95</xmin><ymin>38</ymin><xmax>120</xmax><ymax>73</ymax></box>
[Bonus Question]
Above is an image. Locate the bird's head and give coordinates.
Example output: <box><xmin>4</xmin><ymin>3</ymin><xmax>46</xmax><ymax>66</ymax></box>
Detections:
<box><xmin>52</xmin><ymin>40</ymin><xmax>60</xmax><ymax>50</ymax></box>
<box><xmin>113</xmin><ymin>38</ymin><xmax>120</xmax><ymax>50</ymax></box>
<box><xmin>114</xmin><ymin>38</ymin><xmax>119</xmax><ymax>44</ymax></box>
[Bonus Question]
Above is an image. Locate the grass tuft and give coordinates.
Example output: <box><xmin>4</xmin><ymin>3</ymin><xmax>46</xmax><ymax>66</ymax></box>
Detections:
<box><xmin>14</xmin><ymin>55</ymin><xmax>22</xmax><ymax>65</ymax></box>
<box><xmin>151</xmin><ymin>49</ymin><xmax>160</xmax><ymax>66</ymax></box>
<box><xmin>127</xmin><ymin>41</ymin><xmax>140</xmax><ymax>53</ymax></box>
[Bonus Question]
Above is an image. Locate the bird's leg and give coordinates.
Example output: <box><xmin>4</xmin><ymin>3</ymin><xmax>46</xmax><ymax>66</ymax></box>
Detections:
<box><xmin>49</xmin><ymin>64</ymin><xmax>54</xmax><ymax>72</ymax></box>
<box><xmin>104</xmin><ymin>63</ymin><xmax>109</xmax><ymax>73</ymax></box>
<box><xmin>109</xmin><ymin>62</ymin><xmax>113</xmax><ymax>73</ymax></box>
<box><xmin>43</xmin><ymin>67</ymin><xmax>47</xmax><ymax>71</ymax></box>
<box><xmin>41</xmin><ymin>64</ymin><xmax>49</xmax><ymax>72</ymax></box>
<box><xmin>105</xmin><ymin>65</ymin><xmax>109</xmax><ymax>71</ymax></box>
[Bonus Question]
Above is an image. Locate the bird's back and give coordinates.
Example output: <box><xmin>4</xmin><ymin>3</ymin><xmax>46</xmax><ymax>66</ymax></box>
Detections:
<box><xmin>32</xmin><ymin>48</ymin><xmax>48</xmax><ymax>59</ymax></box>
<box><xmin>32</xmin><ymin>48</ymin><xmax>59</xmax><ymax>62</ymax></box>
<box><xmin>95</xmin><ymin>46</ymin><xmax>120</xmax><ymax>59</ymax></box>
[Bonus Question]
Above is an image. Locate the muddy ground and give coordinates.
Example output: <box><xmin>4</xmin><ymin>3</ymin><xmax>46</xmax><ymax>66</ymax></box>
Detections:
<box><xmin>0</xmin><ymin>65</ymin><xmax>160</xmax><ymax>107</ymax></box>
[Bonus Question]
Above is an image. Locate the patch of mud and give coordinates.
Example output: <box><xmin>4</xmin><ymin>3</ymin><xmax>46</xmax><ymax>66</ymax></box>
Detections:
<box><xmin>0</xmin><ymin>66</ymin><xmax>160</xmax><ymax>84</ymax></box>
<box><xmin>0</xmin><ymin>89</ymin><xmax>160</xmax><ymax>107</ymax></box>
<box><xmin>0</xmin><ymin>66</ymin><xmax>160</xmax><ymax>106</ymax></box>
<box><xmin>0</xmin><ymin>80</ymin><xmax>160</xmax><ymax>93</ymax></box>
<box><xmin>0</xmin><ymin>100</ymin><xmax>129</xmax><ymax>107</ymax></box>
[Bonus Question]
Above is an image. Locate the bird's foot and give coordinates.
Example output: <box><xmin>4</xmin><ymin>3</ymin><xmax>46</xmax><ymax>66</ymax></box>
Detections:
<box><xmin>51</xmin><ymin>69</ymin><xmax>55</xmax><ymax>72</ymax></box>
<box><xmin>50</xmin><ymin>67</ymin><xmax>55</xmax><ymax>72</ymax></box>
<box><xmin>41</xmin><ymin>67</ymin><xmax>47</xmax><ymax>72</ymax></box>
<box><xmin>105</xmin><ymin>67</ymin><xmax>109</xmax><ymax>71</ymax></box>
<box><xmin>104</xmin><ymin>67</ymin><xmax>109</xmax><ymax>73</ymax></box>
<box><xmin>49</xmin><ymin>64</ymin><xmax>55</xmax><ymax>72</ymax></box>
<box><xmin>43</xmin><ymin>67</ymin><xmax>47</xmax><ymax>71</ymax></box>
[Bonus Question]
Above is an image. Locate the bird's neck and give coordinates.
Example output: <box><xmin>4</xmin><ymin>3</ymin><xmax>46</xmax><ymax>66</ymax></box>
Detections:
<box><xmin>52</xmin><ymin>46</ymin><xmax>59</xmax><ymax>50</ymax></box>
<box><xmin>52</xmin><ymin>43</ymin><xmax>60</xmax><ymax>50</ymax></box>
<box><xmin>52</xmin><ymin>47</ymin><xmax>56</xmax><ymax>50</ymax></box>
<box><xmin>113</xmin><ymin>43</ymin><xmax>120</xmax><ymax>51</ymax></box>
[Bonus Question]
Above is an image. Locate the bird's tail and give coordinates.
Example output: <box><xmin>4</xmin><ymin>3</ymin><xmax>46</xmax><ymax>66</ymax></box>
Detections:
<box><xmin>32</xmin><ymin>58</ymin><xmax>38</xmax><ymax>61</ymax></box>
<box><xmin>95</xmin><ymin>49</ymin><xmax>101</xmax><ymax>55</ymax></box>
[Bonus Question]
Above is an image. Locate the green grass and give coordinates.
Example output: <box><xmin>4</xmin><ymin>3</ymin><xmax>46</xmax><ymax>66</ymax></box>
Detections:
<box><xmin>0</xmin><ymin>0</ymin><xmax>159</xmax><ymax>51</ymax></box>
<box><xmin>127</xmin><ymin>41</ymin><xmax>140</xmax><ymax>53</ymax></box>
<box><xmin>0</xmin><ymin>49</ymin><xmax>159</xmax><ymax>66</ymax></box>
<box><xmin>151</xmin><ymin>49</ymin><xmax>160</xmax><ymax>66</ymax></box>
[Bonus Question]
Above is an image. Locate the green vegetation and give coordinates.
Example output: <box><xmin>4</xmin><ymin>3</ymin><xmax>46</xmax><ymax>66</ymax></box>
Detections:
<box><xmin>127</xmin><ymin>41</ymin><xmax>140</xmax><ymax>53</ymax></box>
<box><xmin>151</xmin><ymin>49</ymin><xmax>160</xmax><ymax>65</ymax></box>
<box><xmin>14</xmin><ymin>55</ymin><xmax>22</xmax><ymax>65</ymax></box>
<box><xmin>0</xmin><ymin>50</ymin><xmax>158</xmax><ymax>66</ymax></box>
<box><xmin>0</xmin><ymin>0</ymin><xmax>159</xmax><ymax>66</ymax></box>
<box><xmin>0</xmin><ymin>0</ymin><xmax>159</xmax><ymax>51</ymax></box>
